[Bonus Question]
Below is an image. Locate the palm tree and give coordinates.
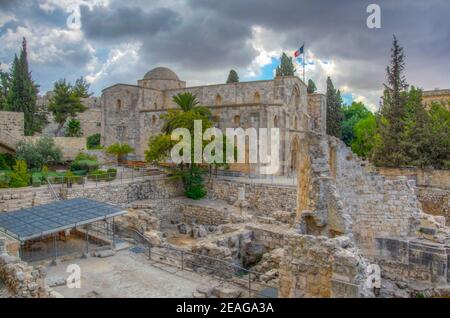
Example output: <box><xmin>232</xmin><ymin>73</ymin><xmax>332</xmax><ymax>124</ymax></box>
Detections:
<box><xmin>162</xmin><ymin>92</ymin><xmax>212</xmax><ymax>134</ymax></box>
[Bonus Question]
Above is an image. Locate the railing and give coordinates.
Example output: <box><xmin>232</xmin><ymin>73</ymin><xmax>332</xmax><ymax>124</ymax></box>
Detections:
<box><xmin>46</xmin><ymin>179</ymin><xmax>60</xmax><ymax>201</ymax></box>
<box><xmin>46</xmin><ymin>167</ymin><xmax>165</xmax><ymax>190</ymax></box>
<box><xmin>118</xmin><ymin>225</ymin><xmax>276</xmax><ymax>298</ymax></box>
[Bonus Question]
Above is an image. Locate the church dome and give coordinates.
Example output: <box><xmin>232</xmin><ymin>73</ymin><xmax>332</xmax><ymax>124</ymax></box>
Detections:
<box><xmin>143</xmin><ymin>67</ymin><xmax>180</xmax><ymax>81</ymax></box>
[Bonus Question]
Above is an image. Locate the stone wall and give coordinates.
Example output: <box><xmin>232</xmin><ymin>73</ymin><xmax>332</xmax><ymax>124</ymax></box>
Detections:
<box><xmin>279</xmin><ymin>234</ymin><xmax>371</xmax><ymax>298</ymax></box>
<box><xmin>180</xmin><ymin>201</ymin><xmax>232</xmax><ymax>226</ymax></box>
<box><xmin>24</xmin><ymin>136</ymin><xmax>87</xmax><ymax>160</ymax></box>
<box><xmin>65</xmin><ymin>178</ymin><xmax>183</xmax><ymax>206</ymax></box>
<box><xmin>374</xmin><ymin>237</ymin><xmax>450</xmax><ymax>297</ymax></box>
<box><xmin>0</xmin><ymin>111</ymin><xmax>24</xmax><ymax>138</ymax></box>
<box><xmin>377</xmin><ymin>167</ymin><xmax>450</xmax><ymax>223</ymax></box>
<box><xmin>0</xmin><ymin>238</ymin><xmax>53</xmax><ymax>298</ymax></box>
<box><xmin>206</xmin><ymin>178</ymin><xmax>297</xmax><ymax>216</ymax></box>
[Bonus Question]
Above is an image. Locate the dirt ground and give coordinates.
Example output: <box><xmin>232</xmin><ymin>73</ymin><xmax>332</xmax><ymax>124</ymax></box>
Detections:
<box><xmin>45</xmin><ymin>249</ymin><xmax>226</xmax><ymax>298</ymax></box>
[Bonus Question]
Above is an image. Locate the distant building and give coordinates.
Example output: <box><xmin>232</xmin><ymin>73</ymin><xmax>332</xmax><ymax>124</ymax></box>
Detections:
<box><xmin>100</xmin><ymin>67</ymin><xmax>327</xmax><ymax>176</ymax></box>
<box><xmin>422</xmin><ymin>89</ymin><xmax>450</xmax><ymax>110</ymax></box>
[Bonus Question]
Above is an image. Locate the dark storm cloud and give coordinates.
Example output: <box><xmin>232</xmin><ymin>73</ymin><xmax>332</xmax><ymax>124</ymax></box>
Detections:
<box><xmin>80</xmin><ymin>2</ymin><xmax>257</xmax><ymax>70</ymax></box>
<box><xmin>80</xmin><ymin>5</ymin><xmax>182</xmax><ymax>39</ymax></box>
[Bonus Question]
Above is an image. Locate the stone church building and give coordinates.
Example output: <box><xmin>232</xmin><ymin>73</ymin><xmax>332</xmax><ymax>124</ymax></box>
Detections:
<box><xmin>101</xmin><ymin>67</ymin><xmax>326</xmax><ymax>176</ymax></box>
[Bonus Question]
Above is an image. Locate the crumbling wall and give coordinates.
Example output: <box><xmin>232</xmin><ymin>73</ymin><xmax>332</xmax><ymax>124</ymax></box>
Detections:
<box><xmin>279</xmin><ymin>234</ymin><xmax>371</xmax><ymax>298</ymax></box>
<box><xmin>206</xmin><ymin>179</ymin><xmax>297</xmax><ymax>216</ymax></box>
<box><xmin>0</xmin><ymin>238</ymin><xmax>53</xmax><ymax>298</ymax></box>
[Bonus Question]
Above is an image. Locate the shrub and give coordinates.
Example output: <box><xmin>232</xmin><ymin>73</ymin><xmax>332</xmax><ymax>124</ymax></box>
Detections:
<box><xmin>65</xmin><ymin>118</ymin><xmax>82</xmax><ymax>137</ymax></box>
<box><xmin>41</xmin><ymin>165</ymin><xmax>49</xmax><ymax>181</ymax></box>
<box><xmin>106</xmin><ymin>143</ymin><xmax>134</xmax><ymax>162</ymax></box>
<box><xmin>9</xmin><ymin>160</ymin><xmax>30</xmax><ymax>188</ymax></box>
<box><xmin>0</xmin><ymin>172</ymin><xmax>11</xmax><ymax>188</ymax></box>
<box><xmin>87</xmin><ymin>133</ymin><xmax>102</xmax><ymax>149</ymax></box>
<box><xmin>70</xmin><ymin>160</ymin><xmax>99</xmax><ymax>172</ymax></box>
<box><xmin>74</xmin><ymin>152</ymin><xmax>97</xmax><ymax>161</ymax></box>
<box><xmin>15</xmin><ymin>137</ymin><xmax>62</xmax><ymax>170</ymax></box>
<box><xmin>87</xmin><ymin>169</ymin><xmax>116</xmax><ymax>181</ymax></box>
<box><xmin>182</xmin><ymin>167</ymin><xmax>207</xmax><ymax>200</ymax></box>
<box><xmin>0</xmin><ymin>156</ymin><xmax>10</xmax><ymax>170</ymax></box>
<box><xmin>0</xmin><ymin>153</ymin><xmax>16</xmax><ymax>169</ymax></box>
<box><xmin>32</xmin><ymin>173</ymin><xmax>42</xmax><ymax>187</ymax></box>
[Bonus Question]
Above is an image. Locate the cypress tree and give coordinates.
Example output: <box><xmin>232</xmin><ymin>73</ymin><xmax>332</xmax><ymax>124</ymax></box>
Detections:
<box><xmin>326</xmin><ymin>77</ymin><xmax>342</xmax><ymax>137</ymax></box>
<box><xmin>275</xmin><ymin>52</ymin><xmax>296</xmax><ymax>77</ymax></box>
<box><xmin>307</xmin><ymin>79</ymin><xmax>317</xmax><ymax>94</ymax></box>
<box><xmin>373</xmin><ymin>35</ymin><xmax>409</xmax><ymax>166</ymax></box>
<box><xmin>226</xmin><ymin>70</ymin><xmax>239</xmax><ymax>83</ymax></box>
<box><xmin>6</xmin><ymin>38</ymin><xmax>43</xmax><ymax>135</ymax></box>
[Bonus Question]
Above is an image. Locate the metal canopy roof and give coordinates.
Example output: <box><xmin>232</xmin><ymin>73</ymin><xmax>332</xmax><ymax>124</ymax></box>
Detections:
<box><xmin>0</xmin><ymin>198</ymin><xmax>126</xmax><ymax>242</ymax></box>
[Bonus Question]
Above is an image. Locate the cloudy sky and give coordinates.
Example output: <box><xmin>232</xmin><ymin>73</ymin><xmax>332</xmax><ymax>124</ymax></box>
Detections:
<box><xmin>0</xmin><ymin>0</ymin><xmax>449</xmax><ymax>110</ymax></box>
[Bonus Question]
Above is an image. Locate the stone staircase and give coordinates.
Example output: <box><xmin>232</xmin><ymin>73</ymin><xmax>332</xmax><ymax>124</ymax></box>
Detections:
<box><xmin>0</xmin><ymin>187</ymin><xmax>56</xmax><ymax>212</ymax></box>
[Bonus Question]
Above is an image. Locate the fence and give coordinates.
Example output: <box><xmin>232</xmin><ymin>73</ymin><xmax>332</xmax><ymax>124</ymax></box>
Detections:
<box><xmin>121</xmin><ymin>225</ymin><xmax>277</xmax><ymax>298</ymax></box>
<box><xmin>46</xmin><ymin>167</ymin><xmax>165</xmax><ymax>189</ymax></box>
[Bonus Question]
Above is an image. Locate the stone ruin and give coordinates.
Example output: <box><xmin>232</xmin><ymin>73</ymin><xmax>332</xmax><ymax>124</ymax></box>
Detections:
<box><xmin>115</xmin><ymin>132</ymin><xmax>450</xmax><ymax>298</ymax></box>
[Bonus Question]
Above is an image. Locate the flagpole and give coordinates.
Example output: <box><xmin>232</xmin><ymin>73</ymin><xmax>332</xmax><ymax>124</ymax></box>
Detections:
<box><xmin>303</xmin><ymin>43</ymin><xmax>306</xmax><ymax>83</ymax></box>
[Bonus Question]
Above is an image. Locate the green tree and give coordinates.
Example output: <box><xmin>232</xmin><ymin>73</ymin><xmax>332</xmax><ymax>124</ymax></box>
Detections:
<box><xmin>48</xmin><ymin>79</ymin><xmax>87</xmax><ymax>136</ymax></box>
<box><xmin>15</xmin><ymin>137</ymin><xmax>62</xmax><ymax>170</ymax></box>
<box><xmin>226</xmin><ymin>70</ymin><xmax>239</xmax><ymax>83</ymax></box>
<box><xmin>87</xmin><ymin>133</ymin><xmax>102</xmax><ymax>149</ymax></box>
<box><xmin>66</xmin><ymin>118</ymin><xmax>83</xmax><ymax>137</ymax></box>
<box><xmin>9</xmin><ymin>160</ymin><xmax>30</xmax><ymax>188</ymax></box>
<box><xmin>275</xmin><ymin>52</ymin><xmax>296</xmax><ymax>77</ymax></box>
<box><xmin>106</xmin><ymin>143</ymin><xmax>134</xmax><ymax>163</ymax></box>
<box><xmin>6</xmin><ymin>38</ymin><xmax>44</xmax><ymax>135</ymax></box>
<box><xmin>146</xmin><ymin>92</ymin><xmax>214</xmax><ymax>200</ymax></box>
<box><xmin>326</xmin><ymin>77</ymin><xmax>343</xmax><ymax>138</ymax></box>
<box><xmin>351</xmin><ymin>113</ymin><xmax>379</xmax><ymax>158</ymax></box>
<box><xmin>0</xmin><ymin>71</ymin><xmax>10</xmax><ymax>110</ymax></box>
<box><xmin>341</xmin><ymin>102</ymin><xmax>371</xmax><ymax>146</ymax></box>
<box><xmin>307</xmin><ymin>79</ymin><xmax>317</xmax><ymax>94</ymax></box>
<box><xmin>373</xmin><ymin>35</ymin><xmax>409</xmax><ymax>167</ymax></box>
<box><xmin>72</xmin><ymin>77</ymin><xmax>92</xmax><ymax>98</ymax></box>
<box><xmin>427</xmin><ymin>102</ymin><xmax>450</xmax><ymax>168</ymax></box>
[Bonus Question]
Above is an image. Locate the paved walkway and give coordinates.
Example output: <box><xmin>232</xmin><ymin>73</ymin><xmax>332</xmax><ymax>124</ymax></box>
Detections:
<box><xmin>46</xmin><ymin>249</ymin><xmax>227</xmax><ymax>298</ymax></box>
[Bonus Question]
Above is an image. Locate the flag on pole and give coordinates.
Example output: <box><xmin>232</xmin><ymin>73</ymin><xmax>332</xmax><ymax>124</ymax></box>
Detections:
<box><xmin>294</xmin><ymin>44</ymin><xmax>304</xmax><ymax>58</ymax></box>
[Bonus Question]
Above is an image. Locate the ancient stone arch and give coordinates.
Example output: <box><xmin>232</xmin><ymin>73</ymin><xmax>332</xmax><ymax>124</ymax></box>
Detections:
<box><xmin>215</xmin><ymin>94</ymin><xmax>222</xmax><ymax>106</ymax></box>
<box><xmin>116</xmin><ymin>99</ymin><xmax>122</xmax><ymax>111</ymax></box>
<box><xmin>253</xmin><ymin>92</ymin><xmax>261</xmax><ymax>103</ymax></box>
<box><xmin>274</xmin><ymin>115</ymin><xmax>279</xmax><ymax>127</ymax></box>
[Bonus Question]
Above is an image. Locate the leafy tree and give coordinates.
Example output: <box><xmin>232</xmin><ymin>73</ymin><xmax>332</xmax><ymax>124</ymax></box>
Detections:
<box><xmin>373</xmin><ymin>35</ymin><xmax>409</xmax><ymax>167</ymax></box>
<box><xmin>307</xmin><ymin>79</ymin><xmax>317</xmax><ymax>94</ymax></box>
<box><xmin>6</xmin><ymin>38</ymin><xmax>44</xmax><ymax>135</ymax></box>
<box><xmin>351</xmin><ymin>113</ymin><xmax>379</xmax><ymax>158</ymax></box>
<box><xmin>326</xmin><ymin>77</ymin><xmax>343</xmax><ymax>138</ymax></box>
<box><xmin>9</xmin><ymin>160</ymin><xmax>30</xmax><ymax>188</ymax></box>
<box><xmin>226</xmin><ymin>70</ymin><xmax>239</xmax><ymax>83</ymax></box>
<box><xmin>15</xmin><ymin>137</ymin><xmax>62</xmax><ymax>170</ymax></box>
<box><xmin>427</xmin><ymin>102</ymin><xmax>450</xmax><ymax>168</ymax></box>
<box><xmin>0</xmin><ymin>71</ymin><xmax>10</xmax><ymax>110</ymax></box>
<box><xmin>106</xmin><ymin>143</ymin><xmax>134</xmax><ymax>163</ymax></box>
<box><xmin>146</xmin><ymin>92</ymin><xmax>216</xmax><ymax>199</ymax></box>
<box><xmin>72</xmin><ymin>77</ymin><xmax>92</xmax><ymax>98</ymax></box>
<box><xmin>66</xmin><ymin>118</ymin><xmax>83</xmax><ymax>137</ymax></box>
<box><xmin>275</xmin><ymin>52</ymin><xmax>296</xmax><ymax>77</ymax></box>
<box><xmin>48</xmin><ymin>79</ymin><xmax>87</xmax><ymax>136</ymax></box>
<box><xmin>87</xmin><ymin>133</ymin><xmax>102</xmax><ymax>149</ymax></box>
<box><xmin>341</xmin><ymin>102</ymin><xmax>371</xmax><ymax>146</ymax></box>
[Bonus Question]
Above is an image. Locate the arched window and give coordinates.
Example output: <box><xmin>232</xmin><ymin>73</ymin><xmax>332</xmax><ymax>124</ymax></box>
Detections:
<box><xmin>274</xmin><ymin>115</ymin><xmax>278</xmax><ymax>127</ymax></box>
<box><xmin>234</xmin><ymin>115</ymin><xmax>241</xmax><ymax>125</ymax></box>
<box><xmin>154</xmin><ymin>102</ymin><xmax>157</xmax><ymax>110</ymax></box>
<box><xmin>293</xmin><ymin>116</ymin><xmax>298</xmax><ymax>130</ymax></box>
<box><xmin>215</xmin><ymin>94</ymin><xmax>222</xmax><ymax>106</ymax></box>
<box><xmin>117</xmin><ymin>99</ymin><xmax>122</xmax><ymax>111</ymax></box>
<box><xmin>254</xmin><ymin>92</ymin><xmax>261</xmax><ymax>103</ymax></box>
<box><xmin>152</xmin><ymin>115</ymin><xmax>157</xmax><ymax>126</ymax></box>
